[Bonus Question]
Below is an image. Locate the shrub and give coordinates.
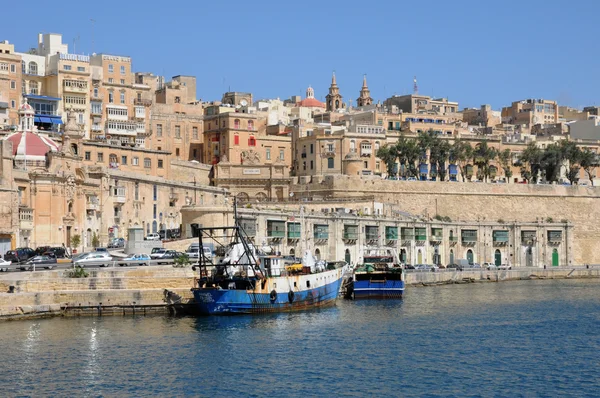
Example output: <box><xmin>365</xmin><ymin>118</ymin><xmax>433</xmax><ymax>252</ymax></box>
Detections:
<box><xmin>497</xmin><ymin>219</ymin><xmax>505</xmax><ymax>224</ymax></box>
<box><xmin>173</xmin><ymin>253</ymin><xmax>191</xmax><ymax>268</ymax></box>
<box><xmin>66</xmin><ymin>266</ymin><xmax>88</xmax><ymax>278</ymax></box>
<box><xmin>545</xmin><ymin>217</ymin><xmax>554</xmax><ymax>223</ymax></box>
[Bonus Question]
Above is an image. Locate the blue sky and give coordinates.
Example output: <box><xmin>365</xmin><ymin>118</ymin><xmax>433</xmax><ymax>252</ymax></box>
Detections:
<box><xmin>5</xmin><ymin>0</ymin><xmax>599</xmax><ymax>110</ymax></box>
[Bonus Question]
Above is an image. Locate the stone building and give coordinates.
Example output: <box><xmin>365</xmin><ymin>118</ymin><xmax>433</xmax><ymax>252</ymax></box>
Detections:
<box><xmin>501</xmin><ymin>98</ymin><xmax>558</xmax><ymax>126</ymax></box>
<box><xmin>325</xmin><ymin>73</ymin><xmax>344</xmax><ymax>112</ymax></box>
<box><xmin>356</xmin><ymin>75</ymin><xmax>373</xmax><ymax>108</ymax></box>
<box><xmin>0</xmin><ymin>40</ymin><xmax>22</xmax><ymax>127</ymax></box>
<box><xmin>181</xmin><ymin>200</ymin><xmax>572</xmax><ymax>268</ymax></box>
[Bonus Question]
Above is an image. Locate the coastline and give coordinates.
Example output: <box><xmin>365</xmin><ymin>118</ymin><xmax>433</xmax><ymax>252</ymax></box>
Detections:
<box><xmin>1</xmin><ymin>266</ymin><xmax>599</xmax><ymax>321</ymax></box>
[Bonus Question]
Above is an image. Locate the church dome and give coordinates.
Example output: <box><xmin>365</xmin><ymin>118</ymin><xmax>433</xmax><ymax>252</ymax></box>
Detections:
<box><xmin>298</xmin><ymin>97</ymin><xmax>326</xmax><ymax>108</ymax></box>
<box><xmin>5</xmin><ymin>131</ymin><xmax>59</xmax><ymax>162</ymax></box>
<box><xmin>19</xmin><ymin>102</ymin><xmax>34</xmax><ymax>114</ymax></box>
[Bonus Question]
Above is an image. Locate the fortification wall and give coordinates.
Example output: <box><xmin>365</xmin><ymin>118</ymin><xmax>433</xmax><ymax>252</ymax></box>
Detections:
<box><xmin>295</xmin><ymin>176</ymin><xmax>600</xmax><ymax>264</ymax></box>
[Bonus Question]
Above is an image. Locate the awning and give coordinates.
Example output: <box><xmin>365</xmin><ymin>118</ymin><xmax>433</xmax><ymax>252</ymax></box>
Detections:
<box><xmin>50</xmin><ymin>116</ymin><xmax>63</xmax><ymax>125</ymax></box>
<box><xmin>39</xmin><ymin>116</ymin><xmax>53</xmax><ymax>123</ymax></box>
<box><xmin>34</xmin><ymin>116</ymin><xmax>42</xmax><ymax>123</ymax></box>
<box><xmin>25</xmin><ymin>94</ymin><xmax>61</xmax><ymax>101</ymax></box>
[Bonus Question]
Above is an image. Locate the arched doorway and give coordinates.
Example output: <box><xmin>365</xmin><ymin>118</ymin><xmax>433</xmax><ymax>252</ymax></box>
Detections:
<box><xmin>495</xmin><ymin>249</ymin><xmax>502</xmax><ymax>266</ymax></box>
<box><xmin>526</xmin><ymin>246</ymin><xmax>533</xmax><ymax>267</ymax></box>
<box><xmin>417</xmin><ymin>249</ymin><xmax>423</xmax><ymax>264</ymax></box>
<box><xmin>345</xmin><ymin>249</ymin><xmax>351</xmax><ymax>265</ymax></box>
<box><xmin>290</xmin><ymin>248</ymin><xmax>295</xmax><ymax>257</ymax></box>
<box><xmin>152</xmin><ymin>220</ymin><xmax>157</xmax><ymax>233</ymax></box>
<box><xmin>449</xmin><ymin>249</ymin><xmax>454</xmax><ymax>265</ymax></box>
<box><xmin>86</xmin><ymin>228</ymin><xmax>92</xmax><ymax>248</ymax></box>
<box><xmin>433</xmin><ymin>246</ymin><xmax>440</xmax><ymax>266</ymax></box>
<box><xmin>552</xmin><ymin>248</ymin><xmax>559</xmax><ymax>266</ymax></box>
<box><xmin>315</xmin><ymin>248</ymin><xmax>321</xmax><ymax>260</ymax></box>
<box><xmin>466</xmin><ymin>249</ymin><xmax>474</xmax><ymax>265</ymax></box>
<box><xmin>400</xmin><ymin>249</ymin><xmax>407</xmax><ymax>264</ymax></box>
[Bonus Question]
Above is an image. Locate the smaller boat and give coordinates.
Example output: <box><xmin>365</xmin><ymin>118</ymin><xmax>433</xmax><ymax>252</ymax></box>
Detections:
<box><xmin>345</xmin><ymin>249</ymin><xmax>405</xmax><ymax>299</ymax></box>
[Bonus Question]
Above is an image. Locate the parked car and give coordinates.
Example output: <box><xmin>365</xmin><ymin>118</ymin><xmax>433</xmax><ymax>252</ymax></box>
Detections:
<box><xmin>94</xmin><ymin>247</ymin><xmax>109</xmax><ymax>253</ymax></box>
<box><xmin>187</xmin><ymin>243</ymin><xmax>212</xmax><ymax>260</ymax></box>
<box><xmin>404</xmin><ymin>264</ymin><xmax>416</xmax><ymax>270</ymax></box>
<box><xmin>35</xmin><ymin>246</ymin><xmax>52</xmax><ymax>256</ymax></box>
<box><xmin>120</xmin><ymin>254</ymin><xmax>151</xmax><ymax>266</ymax></box>
<box><xmin>145</xmin><ymin>233</ymin><xmax>161</xmax><ymax>241</ymax></box>
<box><xmin>108</xmin><ymin>238</ymin><xmax>126</xmax><ymax>249</ymax></box>
<box><xmin>19</xmin><ymin>255</ymin><xmax>57</xmax><ymax>271</ymax></box>
<box><xmin>150</xmin><ymin>249</ymin><xmax>169</xmax><ymax>259</ymax></box>
<box><xmin>47</xmin><ymin>247</ymin><xmax>67</xmax><ymax>258</ymax></box>
<box><xmin>485</xmin><ymin>263</ymin><xmax>497</xmax><ymax>270</ymax></box>
<box><xmin>4</xmin><ymin>248</ymin><xmax>36</xmax><ymax>264</ymax></box>
<box><xmin>446</xmin><ymin>263</ymin><xmax>463</xmax><ymax>271</ymax></box>
<box><xmin>0</xmin><ymin>258</ymin><xmax>12</xmax><ymax>272</ymax></box>
<box><xmin>498</xmin><ymin>264</ymin><xmax>512</xmax><ymax>270</ymax></box>
<box><xmin>73</xmin><ymin>252</ymin><xmax>112</xmax><ymax>268</ymax></box>
<box><xmin>156</xmin><ymin>251</ymin><xmax>184</xmax><ymax>265</ymax></box>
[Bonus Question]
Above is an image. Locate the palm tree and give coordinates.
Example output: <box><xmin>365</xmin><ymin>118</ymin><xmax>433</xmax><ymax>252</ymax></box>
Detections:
<box><xmin>472</xmin><ymin>141</ymin><xmax>497</xmax><ymax>182</ymax></box>
<box><xmin>558</xmin><ymin>140</ymin><xmax>583</xmax><ymax>185</ymax></box>
<box><xmin>520</xmin><ymin>142</ymin><xmax>543</xmax><ymax>183</ymax></box>
<box><xmin>450</xmin><ymin>139</ymin><xmax>473</xmax><ymax>182</ymax></box>
<box><xmin>376</xmin><ymin>145</ymin><xmax>398</xmax><ymax>178</ymax></box>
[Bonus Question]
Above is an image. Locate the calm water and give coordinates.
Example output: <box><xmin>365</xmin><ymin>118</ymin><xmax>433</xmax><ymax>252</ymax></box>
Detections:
<box><xmin>1</xmin><ymin>279</ymin><xmax>600</xmax><ymax>397</ymax></box>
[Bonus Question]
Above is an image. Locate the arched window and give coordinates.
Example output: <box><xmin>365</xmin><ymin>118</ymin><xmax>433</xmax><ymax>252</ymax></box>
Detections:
<box><xmin>28</xmin><ymin>62</ymin><xmax>38</xmax><ymax>75</ymax></box>
<box><xmin>350</xmin><ymin>140</ymin><xmax>356</xmax><ymax>151</ymax></box>
<box><xmin>248</xmin><ymin>136</ymin><xmax>256</xmax><ymax>146</ymax></box>
<box><xmin>374</xmin><ymin>141</ymin><xmax>380</xmax><ymax>151</ymax></box>
<box><xmin>71</xmin><ymin>144</ymin><xmax>78</xmax><ymax>155</ymax></box>
<box><xmin>68</xmin><ymin>201</ymin><xmax>73</xmax><ymax>213</ymax></box>
<box><xmin>248</xmin><ymin>120</ymin><xmax>254</xmax><ymax>130</ymax></box>
<box><xmin>335</xmin><ymin>100</ymin><xmax>340</xmax><ymax>108</ymax></box>
<box><xmin>315</xmin><ymin>248</ymin><xmax>321</xmax><ymax>260</ymax></box>
<box><xmin>234</xmin><ymin>119</ymin><xmax>240</xmax><ymax>129</ymax></box>
<box><xmin>21</xmin><ymin>60</ymin><xmax>25</xmax><ymax>73</ymax></box>
<box><xmin>152</xmin><ymin>220</ymin><xmax>158</xmax><ymax>233</ymax></box>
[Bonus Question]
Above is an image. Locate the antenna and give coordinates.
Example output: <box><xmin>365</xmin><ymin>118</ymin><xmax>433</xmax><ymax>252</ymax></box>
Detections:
<box><xmin>73</xmin><ymin>34</ymin><xmax>80</xmax><ymax>54</ymax></box>
<box><xmin>413</xmin><ymin>76</ymin><xmax>418</xmax><ymax>95</ymax></box>
<box><xmin>90</xmin><ymin>19</ymin><xmax>96</xmax><ymax>54</ymax></box>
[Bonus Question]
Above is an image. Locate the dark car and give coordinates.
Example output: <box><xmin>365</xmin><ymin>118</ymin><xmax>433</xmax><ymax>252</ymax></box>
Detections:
<box><xmin>446</xmin><ymin>263</ymin><xmax>464</xmax><ymax>271</ymax></box>
<box><xmin>108</xmin><ymin>238</ymin><xmax>125</xmax><ymax>249</ymax></box>
<box><xmin>47</xmin><ymin>247</ymin><xmax>67</xmax><ymax>258</ymax></box>
<box><xmin>19</xmin><ymin>255</ymin><xmax>57</xmax><ymax>271</ymax></box>
<box><xmin>156</xmin><ymin>250</ymin><xmax>184</xmax><ymax>264</ymax></box>
<box><xmin>35</xmin><ymin>246</ymin><xmax>52</xmax><ymax>255</ymax></box>
<box><xmin>404</xmin><ymin>264</ymin><xmax>416</xmax><ymax>270</ymax></box>
<box><xmin>4</xmin><ymin>247</ymin><xmax>36</xmax><ymax>264</ymax></box>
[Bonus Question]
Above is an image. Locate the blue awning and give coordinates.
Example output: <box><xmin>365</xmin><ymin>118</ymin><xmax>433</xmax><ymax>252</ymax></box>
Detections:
<box><xmin>25</xmin><ymin>94</ymin><xmax>61</xmax><ymax>101</ymax></box>
<box><xmin>449</xmin><ymin>164</ymin><xmax>458</xmax><ymax>174</ymax></box>
<box><xmin>419</xmin><ymin>164</ymin><xmax>428</xmax><ymax>174</ymax></box>
<box><xmin>39</xmin><ymin>116</ymin><xmax>52</xmax><ymax>123</ymax></box>
<box><xmin>50</xmin><ymin>116</ymin><xmax>63</xmax><ymax>125</ymax></box>
<box><xmin>34</xmin><ymin>116</ymin><xmax>42</xmax><ymax>123</ymax></box>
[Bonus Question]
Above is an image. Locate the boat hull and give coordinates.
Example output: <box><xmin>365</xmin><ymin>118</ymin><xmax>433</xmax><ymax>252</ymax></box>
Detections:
<box><xmin>352</xmin><ymin>278</ymin><xmax>405</xmax><ymax>299</ymax></box>
<box><xmin>192</xmin><ymin>270</ymin><xmax>345</xmax><ymax>315</ymax></box>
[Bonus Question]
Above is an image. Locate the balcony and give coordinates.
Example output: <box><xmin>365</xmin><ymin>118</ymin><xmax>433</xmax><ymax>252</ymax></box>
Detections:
<box><xmin>134</xmin><ymin>106</ymin><xmax>146</xmax><ymax>119</ymax></box>
<box><xmin>113</xmin><ymin>195</ymin><xmax>126</xmax><ymax>204</ymax></box>
<box><xmin>63</xmin><ymin>82</ymin><xmax>88</xmax><ymax>93</ymax></box>
<box><xmin>91</xmin><ymin>107</ymin><xmax>102</xmax><ymax>116</ymax></box>
<box><xmin>19</xmin><ymin>207</ymin><xmax>33</xmax><ymax>230</ymax></box>
<box><xmin>134</xmin><ymin>98</ymin><xmax>152</xmax><ymax>106</ymax></box>
<box><xmin>91</xmin><ymin>124</ymin><xmax>103</xmax><ymax>132</ymax></box>
<box><xmin>86</xmin><ymin>197</ymin><xmax>99</xmax><ymax>211</ymax></box>
<box><xmin>430</xmin><ymin>235</ymin><xmax>443</xmax><ymax>242</ymax></box>
<box><xmin>267</xmin><ymin>230</ymin><xmax>285</xmax><ymax>238</ymax></box>
<box><xmin>106</xmin><ymin>121</ymin><xmax>137</xmax><ymax>137</ymax></box>
<box><xmin>91</xmin><ymin>93</ymin><xmax>104</xmax><ymax>101</ymax></box>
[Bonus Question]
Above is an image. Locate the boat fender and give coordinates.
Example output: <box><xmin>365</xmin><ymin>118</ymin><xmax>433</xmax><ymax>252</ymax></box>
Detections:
<box><xmin>288</xmin><ymin>290</ymin><xmax>294</xmax><ymax>304</ymax></box>
<box><xmin>270</xmin><ymin>289</ymin><xmax>277</xmax><ymax>302</ymax></box>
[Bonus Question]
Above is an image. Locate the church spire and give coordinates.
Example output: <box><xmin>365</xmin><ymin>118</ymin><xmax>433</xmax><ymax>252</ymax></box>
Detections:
<box><xmin>326</xmin><ymin>71</ymin><xmax>343</xmax><ymax>112</ymax></box>
<box><xmin>362</xmin><ymin>74</ymin><xmax>368</xmax><ymax>88</ymax></box>
<box><xmin>357</xmin><ymin>74</ymin><xmax>373</xmax><ymax>108</ymax></box>
<box><xmin>331</xmin><ymin>71</ymin><xmax>337</xmax><ymax>87</ymax></box>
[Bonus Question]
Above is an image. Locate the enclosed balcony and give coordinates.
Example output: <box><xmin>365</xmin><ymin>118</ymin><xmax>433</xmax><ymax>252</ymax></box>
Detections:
<box><xmin>134</xmin><ymin>106</ymin><xmax>145</xmax><ymax>119</ymax></box>
<box><xmin>19</xmin><ymin>207</ymin><xmax>33</xmax><ymax>230</ymax></box>
<box><xmin>267</xmin><ymin>220</ymin><xmax>285</xmax><ymax>240</ymax></box>
<box><xmin>343</xmin><ymin>225</ymin><xmax>358</xmax><ymax>243</ymax></box>
<box><xmin>313</xmin><ymin>225</ymin><xmax>329</xmax><ymax>242</ymax></box>
<box><xmin>63</xmin><ymin>79</ymin><xmax>88</xmax><ymax>93</ymax></box>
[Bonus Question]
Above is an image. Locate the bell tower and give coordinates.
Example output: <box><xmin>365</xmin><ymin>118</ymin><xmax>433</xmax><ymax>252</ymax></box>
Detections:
<box><xmin>325</xmin><ymin>72</ymin><xmax>344</xmax><ymax>112</ymax></box>
<box><xmin>356</xmin><ymin>74</ymin><xmax>373</xmax><ymax>107</ymax></box>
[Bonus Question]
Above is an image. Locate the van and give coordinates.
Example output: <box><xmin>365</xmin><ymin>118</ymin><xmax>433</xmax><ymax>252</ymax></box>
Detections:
<box><xmin>187</xmin><ymin>243</ymin><xmax>212</xmax><ymax>259</ymax></box>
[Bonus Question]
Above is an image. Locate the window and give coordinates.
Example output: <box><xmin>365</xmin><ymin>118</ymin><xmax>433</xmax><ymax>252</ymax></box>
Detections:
<box><xmin>28</xmin><ymin>62</ymin><xmax>37</xmax><ymax>75</ymax></box>
<box><xmin>85</xmin><ymin>151</ymin><xmax>91</xmax><ymax>161</ymax></box>
<box><xmin>108</xmin><ymin>64</ymin><xmax>114</xmax><ymax>73</ymax></box>
<box><xmin>248</xmin><ymin>136</ymin><xmax>256</xmax><ymax>146</ymax></box>
<box><xmin>153</xmin><ymin>185</ymin><xmax>157</xmax><ymax>200</ymax></box>
<box><xmin>363</xmin><ymin>161</ymin><xmax>368</xmax><ymax>168</ymax></box>
<box><xmin>234</xmin><ymin>119</ymin><xmax>240</xmax><ymax>129</ymax></box>
<box><xmin>120</xmin><ymin>65</ymin><xmax>125</xmax><ymax>75</ymax></box>
<box><xmin>175</xmin><ymin>125</ymin><xmax>181</xmax><ymax>138</ymax></box>
<box><xmin>91</xmin><ymin>103</ymin><xmax>102</xmax><ymax>114</ymax></box>
<box><xmin>310</xmin><ymin>144</ymin><xmax>314</xmax><ymax>154</ymax></box>
<box><xmin>327</xmin><ymin>143</ymin><xmax>334</xmax><ymax>152</ymax></box>
<box><xmin>192</xmin><ymin>126</ymin><xmax>198</xmax><ymax>139</ymax></box>
<box><xmin>21</xmin><ymin>79</ymin><xmax>25</xmax><ymax>94</ymax></box>
<box><xmin>10</xmin><ymin>64</ymin><xmax>15</xmax><ymax>73</ymax></box>
<box><xmin>98</xmin><ymin>153</ymin><xmax>104</xmax><ymax>162</ymax></box>
<box><xmin>144</xmin><ymin>158</ymin><xmax>151</xmax><ymax>168</ymax></box>
<box><xmin>63</xmin><ymin>65</ymin><xmax>72</xmax><ymax>71</ymax></box>
<box><xmin>158</xmin><ymin>159</ymin><xmax>164</xmax><ymax>168</ymax></box>
<box><xmin>153</xmin><ymin>204</ymin><xmax>157</xmax><ymax>219</ymax></box>
<box><xmin>93</xmin><ymin>87</ymin><xmax>99</xmax><ymax>98</ymax></box>
<box><xmin>175</xmin><ymin>148</ymin><xmax>180</xmax><ymax>157</ymax></box>
<box><xmin>279</xmin><ymin>149</ymin><xmax>285</xmax><ymax>160</ymax></box>
<box><xmin>108</xmin><ymin>78</ymin><xmax>114</xmax><ymax>83</ymax></box>
<box><xmin>120</xmin><ymin>92</ymin><xmax>125</xmax><ymax>104</ymax></box>
<box><xmin>132</xmin><ymin>157</ymin><xmax>139</xmax><ymax>166</ymax></box>
<box><xmin>121</xmin><ymin>156</ymin><xmax>127</xmax><ymax>165</ymax></box>
<box><xmin>108</xmin><ymin>92</ymin><xmax>114</xmax><ymax>103</ymax></box>
<box><xmin>266</xmin><ymin>148</ymin><xmax>271</xmax><ymax>160</ymax></box>
<box><xmin>234</xmin><ymin>135</ymin><xmax>239</xmax><ymax>145</ymax></box>
<box><xmin>11</xmin><ymin>100</ymin><xmax>15</xmax><ymax>108</ymax></box>
<box><xmin>134</xmin><ymin>182</ymin><xmax>139</xmax><ymax>200</ymax></box>
<box><xmin>376</xmin><ymin>161</ymin><xmax>380</xmax><ymax>171</ymax></box>
<box><xmin>328</xmin><ymin>158</ymin><xmax>334</xmax><ymax>169</ymax></box>
<box><xmin>120</xmin><ymin>79</ymin><xmax>125</xmax><ymax>85</ymax></box>
<box><xmin>77</xmin><ymin>66</ymin><xmax>85</xmax><ymax>72</ymax></box>
<box><xmin>248</xmin><ymin>120</ymin><xmax>254</xmax><ymax>130</ymax></box>
<box><xmin>0</xmin><ymin>62</ymin><xmax>7</xmax><ymax>72</ymax></box>
<box><xmin>156</xmin><ymin>124</ymin><xmax>162</xmax><ymax>137</ymax></box>
<box><xmin>10</xmin><ymin>81</ymin><xmax>15</xmax><ymax>89</ymax></box>
<box><xmin>29</xmin><ymin>81</ymin><xmax>38</xmax><ymax>95</ymax></box>
<box><xmin>350</xmin><ymin>140</ymin><xmax>356</xmax><ymax>151</ymax></box>
<box><xmin>78</xmin><ymin>113</ymin><xmax>84</xmax><ymax>124</ymax></box>
<box><xmin>310</xmin><ymin>160</ymin><xmax>314</xmax><ymax>169</ymax></box>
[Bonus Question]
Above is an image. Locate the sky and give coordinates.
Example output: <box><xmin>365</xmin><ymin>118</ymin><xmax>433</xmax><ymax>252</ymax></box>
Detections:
<box><xmin>4</xmin><ymin>0</ymin><xmax>600</xmax><ymax>110</ymax></box>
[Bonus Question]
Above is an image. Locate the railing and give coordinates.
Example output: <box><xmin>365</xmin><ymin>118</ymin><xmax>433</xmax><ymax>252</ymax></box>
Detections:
<box><xmin>314</xmin><ymin>232</ymin><xmax>329</xmax><ymax>239</ymax></box>
<box><xmin>401</xmin><ymin>235</ymin><xmax>414</xmax><ymax>241</ymax></box>
<box><xmin>343</xmin><ymin>233</ymin><xmax>358</xmax><ymax>240</ymax></box>
<box><xmin>267</xmin><ymin>230</ymin><xmax>285</xmax><ymax>238</ymax></box>
<box><xmin>113</xmin><ymin>195</ymin><xmax>126</xmax><ymax>204</ymax></box>
<box><xmin>134</xmin><ymin>99</ymin><xmax>152</xmax><ymax>106</ymax></box>
<box><xmin>449</xmin><ymin>236</ymin><xmax>458</xmax><ymax>242</ymax></box>
<box><xmin>385</xmin><ymin>234</ymin><xmax>398</xmax><ymax>240</ymax></box>
<box><xmin>365</xmin><ymin>233</ymin><xmax>379</xmax><ymax>240</ymax></box>
<box><xmin>415</xmin><ymin>235</ymin><xmax>427</xmax><ymax>241</ymax></box>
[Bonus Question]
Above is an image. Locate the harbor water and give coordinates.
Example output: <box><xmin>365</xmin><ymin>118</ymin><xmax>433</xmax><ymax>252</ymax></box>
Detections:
<box><xmin>1</xmin><ymin>279</ymin><xmax>600</xmax><ymax>397</ymax></box>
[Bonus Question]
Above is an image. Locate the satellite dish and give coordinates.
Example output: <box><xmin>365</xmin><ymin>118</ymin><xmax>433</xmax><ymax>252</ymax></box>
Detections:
<box><xmin>240</xmin><ymin>100</ymin><xmax>248</xmax><ymax>107</ymax></box>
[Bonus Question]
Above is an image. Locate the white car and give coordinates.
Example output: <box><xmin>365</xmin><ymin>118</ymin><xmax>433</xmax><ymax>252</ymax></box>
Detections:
<box><xmin>0</xmin><ymin>258</ymin><xmax>12</xmax><ymax>272</ymax></box>
<box><xmin>483</xmin><ymin>262</ymin><xmax>495</xmax><ymax>270</ymax></box>
<box><xmin>145</xmin><ymin>233</ymin><xmax>160</xmax><ymax>241</ymax></box>
<box><xmin>74</xmin><ymin>252</ymin><xmax>113</xmax><ymax>267</ymax></box>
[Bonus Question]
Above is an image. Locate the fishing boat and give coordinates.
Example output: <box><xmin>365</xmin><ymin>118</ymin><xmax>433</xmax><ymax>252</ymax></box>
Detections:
<box><xmin>345</xmin><ymin>249</ymin><xmax>405</xmax><ymax>299</ymax></box>
<box><xmin>190</xmin><ymin>201</ymin><xmax>349</xmax><ymax>315</ymax></box>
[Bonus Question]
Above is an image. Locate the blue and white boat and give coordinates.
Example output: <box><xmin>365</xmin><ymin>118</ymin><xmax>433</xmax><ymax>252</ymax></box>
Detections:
<box><xmin>191</xmin><ymin>204</ymin><xmax>348</xmax><ymax>315</ymax></box>
<box><xmin>346</xmin><ymin>250</ymin><xmax>405</xmax><ymax>299</ymax></box>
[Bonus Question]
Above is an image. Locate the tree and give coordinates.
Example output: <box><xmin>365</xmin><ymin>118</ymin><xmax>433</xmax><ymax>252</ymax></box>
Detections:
<box><xmin>472</xmin><ymin>141</ymin><xmax>497</xmax><ymax>182</ymax></box>
<box><xmin>376</xmin><ymin>145</ymin><xmax>398</xmax><ymax>178</ymax></box>
<box><xmin>520</xmin><ymin>142</ymin><xmax>543</xmax><ymax>183</ymax></box>
<box><xmin>541</xmin><ymin>143</ymin><xmax>562</xmax><ymax>183</ymax></box>
<box><xmin>70</xmin><ymin>234</ymin><xmax>81</xmax><ymax>251</ymax></box>
<box><xmin>91</xmin><ymin>232</ymin><xmax>100</xmax><ymax>248</ymax></box>
<box><xmin>558</xmin><ymin>140</ymin><xmax>582</xmax><ymax>185</ymax></box>
<box><xmin>579</xmin><ymin>148</ymin><xmax>598</xmax><ymax>186</ymax></box>
<box><xmin>450</xmin><ymin>139</ymin><xmax>473</xmax><ymax>182</ymax></box>
<box><xmin>498</xmin><ymin>148</ymin><xmax>514</xmax><ymax>182</ymax></box>
<box><xmin>432</xmin><ymin>140</ymin><xmax>451</xmax><ymax>181</ymax></box>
